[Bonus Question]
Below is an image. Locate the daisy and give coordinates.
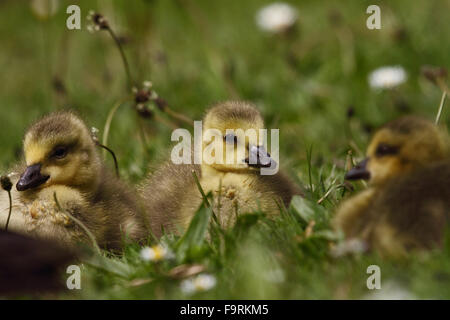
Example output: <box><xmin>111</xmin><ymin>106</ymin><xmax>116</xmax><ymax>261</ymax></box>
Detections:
<box><xmin>180</xmin><ymin>274</ymin><xmax>217</xmax><ymax>294</ymax></box>
<box><xmin>363</xmin><ymin>281</ymin><xmax>416</xmax><ymax>300</ymax></box>
<box><xmin>30</xmin><ymin>0</ymin><xmax>59</xmax><ymax>19</ymax></box>
<box><xmin>256</xmin><ymin>2</ymin><xmax>298</xmax><ymax>34</ymax></box>
<box><xmin>140</xmin><ymin>244</ymin><xmax>174</xmax><ymax>262</ymax></box>
<box><xmin>330</xmin><ymin>238</ymin><xmax>368</xmax><ymax>258</ymax></box>
<box><xmin>368</xmin><ymin>66</ymin><xmax>407</xmax><ymax>89</ymax></box>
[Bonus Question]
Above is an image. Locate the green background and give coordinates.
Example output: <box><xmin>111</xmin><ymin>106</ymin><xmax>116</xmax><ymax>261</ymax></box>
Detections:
<box><xmin>0</xmin><ymin>0</ymin><xmax>449</xmax><ymax>299</ymax></box>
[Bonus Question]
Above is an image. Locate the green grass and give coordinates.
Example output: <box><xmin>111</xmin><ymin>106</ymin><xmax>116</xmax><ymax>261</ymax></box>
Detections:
<box><xmin>1</xmin><ymin>0</ymin><xmax>449</xmax><ymax>299</ymax></box>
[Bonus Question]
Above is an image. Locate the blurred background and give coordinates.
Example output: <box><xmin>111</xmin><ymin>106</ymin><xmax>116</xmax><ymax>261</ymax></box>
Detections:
<box><xmin>1</xmin><ymin>0</ymin><xmax>448</xmax><ymax>183</ymax></box>
<box><xmin>0</xmin><ymin>0</ymin><xmax>449</xmax><ymax>299</ymax></box>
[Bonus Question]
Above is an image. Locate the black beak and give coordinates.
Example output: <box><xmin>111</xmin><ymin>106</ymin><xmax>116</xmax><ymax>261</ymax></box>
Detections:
<box><xmin>244</xmin><ymin>145</ymin><xmax>276</xmax><ymax>168</ymax></box>
<box><xmin>345</xmin><ymin>158</ymin><xmax>371</xmax><ymax>181</ymax></box>
<box><xmin>16</xmin><ymin>164</ymin><xmax>50</xmax><ymax>191</ymax></box>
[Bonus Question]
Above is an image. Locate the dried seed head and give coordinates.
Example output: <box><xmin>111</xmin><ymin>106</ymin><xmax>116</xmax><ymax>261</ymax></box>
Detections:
<box><xmin>91</xmin><ymin>127</ymin><xmax>100</xmax><ymax>143</ymax></box>
<box><xmin>87</xmin><ymin>11</ymin><xmax>109</xmax><ymax>32</ymax></box>
<box><xmin>327</xmin><ymin>9</ymin><xmax>342</xmax><ymax>27</ymax></box>
<box><xmin>346</xmin><ymin>106</ymin><xmax>355</xmax><ymax>119</ymax></box>
<box><xmin>135</xmin><ymin>89</ymin><xmax>151</xmax><ymax>103</ymax></box>
<box><xmin>154</xmin><ymin>97</ymin><xmax>168</xmax><ymax>111</ymax></box>
<box><xmin>135</xmin><ymin>104</ymin><xmax>154</xmax><ymax>119</ymax></box>
<box><xmin>392</xmin><ymin>27</ymin><xmax>408</xmax><ymax>42</ymax></box>
<box><xmin>421</xmin><ymin>65</ymin><xmax>447</xmax><ymax>84</ymax></box>
<box><xmin>1</xmin><ymin>175</ymin><xmax>13</xmax><ymax>192</ymax></box>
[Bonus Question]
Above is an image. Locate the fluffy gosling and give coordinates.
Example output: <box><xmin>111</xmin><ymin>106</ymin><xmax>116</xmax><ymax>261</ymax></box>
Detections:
<box><xmin>334</xmin><ymin>116</ymin><xmax>450</xmax><ymax>257</ymax></box>
<box><xmin>0</xmin><ymin>112</ymin><xmax>149</xmax><ymax>250</ymax></box>
<box><xmin>141</xmin><ymin>101</ymin><xmax>302</xmax><ymax>236</ymax></box>
<box><xmin>0</xmin><ymin>229</ymin><xmax>76</xmax><ymax>296</ymax></box>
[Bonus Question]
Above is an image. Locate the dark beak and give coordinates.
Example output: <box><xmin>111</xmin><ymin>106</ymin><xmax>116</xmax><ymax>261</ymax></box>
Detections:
<box><xmin>345</xmin><ymin>158</ymin><xmax>371</xmax><ymax>181</ymax></box>
<box><xmin>244</xmin><ymin>145</ymin><xmax>276</xmax><ymax>168</ymax></box>
<box><xmin>16</xmin><ymin>164</ymin><xmax>50</xmax><ymax>191</ymax></box>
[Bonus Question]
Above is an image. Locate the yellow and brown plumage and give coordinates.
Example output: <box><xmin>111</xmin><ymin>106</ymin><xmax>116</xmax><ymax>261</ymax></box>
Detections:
<box><xmin>0</xmin><ymin>111</ymin><xmax>149</xmax><ymax>250</ymax></box>
<box><xmin>0</xmin><ymin>229</ymin><xmax>76</xmax><ymax>296</ymax></box>
<box><xmin>334</xmin><ymin>116</ymin><xmax>450</xmax><ymax>257</ymax></box>
<box><xmin>141</xmin><ymin>101</ymin><xmax>302</xmax><ymax>237</ymax></box>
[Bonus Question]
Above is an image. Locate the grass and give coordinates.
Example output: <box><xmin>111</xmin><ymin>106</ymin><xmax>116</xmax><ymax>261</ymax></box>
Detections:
<box><xmin>0</xmin><ymin>0</ymin><xmax>449</xmax><ymax>299</ymax></box>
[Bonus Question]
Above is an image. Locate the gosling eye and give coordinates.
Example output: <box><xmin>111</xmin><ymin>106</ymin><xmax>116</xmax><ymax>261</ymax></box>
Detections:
<box><xmin>51</xmin><ymin>146</ymin><xmax>68</xmax><ymax>159</ymax></box>
<box><xmin>375</xmin><ymin>143</ymin><xmax>399</xmax><ymax>157</ymax></box>
<box><xmin>224</xmin><ymin>133</ymin><xmax>238</xmax><ymax>144</ymax></box>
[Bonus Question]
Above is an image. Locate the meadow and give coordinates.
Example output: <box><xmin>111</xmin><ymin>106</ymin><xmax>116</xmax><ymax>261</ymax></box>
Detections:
<box><xmin>0</xmin><ymin>0</ymin><xmax>449</xmax><ymax>299</ymax></box>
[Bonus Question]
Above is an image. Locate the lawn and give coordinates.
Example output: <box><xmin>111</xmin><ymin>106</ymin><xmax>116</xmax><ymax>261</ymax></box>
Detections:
<box><xmin>0</xmin><ymin>0</ymin><xmax>449</xmax><ymax>299</ymax></box>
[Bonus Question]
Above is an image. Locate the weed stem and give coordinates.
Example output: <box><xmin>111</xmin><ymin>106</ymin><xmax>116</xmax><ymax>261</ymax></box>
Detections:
<box><xmin>107</xmin><ymin>28</ymin><xmax>135</xmax><ymax>89</ymax></box>
<box><xmin>435</xmin><ymin>91</ymin><xmax>447</xmax><ymax>125</ymax></box>
<box><xmin>103</xmin><ymin>99</ymin><xmax>129</xmax><ymax>149</ymax></box>
<box><xmin>97</xmin><ymin>143</ymin><xmax>120</xmax><ymax>178</ymax></box>
<box><xmin>53</xmin><ymin>192</ymin><xmax>101</xmax><ymax>254</ymax></box>
<box><xmin>192</xmin><ymin>170</ymin><xmax>219</xmax><ymax>225</ymax></box>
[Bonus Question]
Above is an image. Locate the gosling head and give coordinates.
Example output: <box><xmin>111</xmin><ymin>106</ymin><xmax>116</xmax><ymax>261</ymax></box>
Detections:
<box><xmin>16</xmin><ymin>112</ymin><xmax>101</xmax><ymax>193</ymax></box>
<box><xmin>202</xmin><ymin>101</ymin><xmax>276</xmax><ymax>173</ymax></box>
<box><xmin>346</xmin><ymin>116</ymin><xmax>449</xmax><ymax>186</ymax></box>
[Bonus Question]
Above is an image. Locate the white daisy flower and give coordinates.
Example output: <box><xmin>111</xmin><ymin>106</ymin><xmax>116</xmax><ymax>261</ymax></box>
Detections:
<box><xmin>363</xmin><ymin>281</ymin><xmax>416</xmax><ymax>300</ymax></box>
<box><xmin>330</xmin><ymin>238</ymin><xmax>368</xmax><ymax>258</ymax></box>
<box><xmin>30</xmin><ymin>0</ymin><xmax>59</xmax><ymax>19</ymax></box>
<box><xmin>256</xmin><ymin>2</ymin><xmax>298</xmax><ymax>34</ymax></box>
<box><xmin>180</xmin><ymin>274</ymin><xmax>217</xmax><ymax>294</ymax></box>
<box><xmin>368</xmin><ymin>66</ymin><xmax>407</xmax><ymax>89</ymax></box>
<box><xmin>263</xmin><ymin>268</ymin><xmax>286</xmax><ymax>283</ymax></box>
<box><xmin>140</xmin><ymin>244</ymin><xmax>174</xmax><ymax>262</ymax></box>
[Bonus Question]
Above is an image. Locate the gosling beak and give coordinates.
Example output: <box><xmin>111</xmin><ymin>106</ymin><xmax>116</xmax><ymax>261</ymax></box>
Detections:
<box><xmin>345</xmin><ymin>158</ymin><xmax>371</xmax><ymax>181</ymax></box>
<box><xmin>16</xmin><ymin>164</ymin><xmax>50</xmax><ymax>191</ymax></box>
<box><xmin>244</xmin><ymin>145</ymin><xmax>276</xmax><ymax>168</ymax></box>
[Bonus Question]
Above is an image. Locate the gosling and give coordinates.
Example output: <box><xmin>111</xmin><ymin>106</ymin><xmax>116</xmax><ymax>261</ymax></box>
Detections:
<box><xmin>0</xmin><ymin>229</ymin><xmax>76</xmax><ymax>296</ymax></box>
<box><xmin>0</xmin><ymin>111</ymin><xmax>149</xmax><ymax>250</ymax></box>
<box><xmin>141</xmin><ymin>101</ymin><xmax>302</xmax><ymax>236</ymax></box>
<box><xmin>334</xmin><ymin>116</ymin><xmax>450</xmax><ymax>257</ymax></box>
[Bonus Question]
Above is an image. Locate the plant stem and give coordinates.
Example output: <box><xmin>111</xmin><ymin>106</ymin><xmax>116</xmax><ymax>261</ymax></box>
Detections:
<box><xmin>97</xmin><ymin>143</ymin><xmax>120</xmax><ymax>178</ymax></box>
<box><xmin>154</xmin><ymin>113</ymin><xmax>179</xmax><ymax>130</ymax></box>
<box><xmin>191</xmin><ymin>170</ymin><xmax>219</xmax><ymax>225</ymax></box>
<box><xmin>435</xmin><ymin>91</ymin><xmax>447</xmax><ymax>125</ymax></box>
<box><xmin>107</xmin><ymin>27</ymin><xmax>135</xmax><ymax>89</ymax></box>
<box><xmin>136</xmin><ymin>116</ymin><xmax>149</xmax><ymax>151</ymax></box>
<box><xmin>164</xmin><ymin>107</ymin><xmax>193</xmax><ymax>127</ymax></box>
<box><xmin>306</xmin><ymin>145</ymin><xmax>313</xmax><ymax>193</ymax></box>
<box><xmin>103</xmin><ymin>99</ymin><xmax>129</xmax><ymax>150</ymax></box>
<box><xmin>53</xmin><ymin>192</ymin><xmax>101</xmax><ymax>254</ymax></box>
